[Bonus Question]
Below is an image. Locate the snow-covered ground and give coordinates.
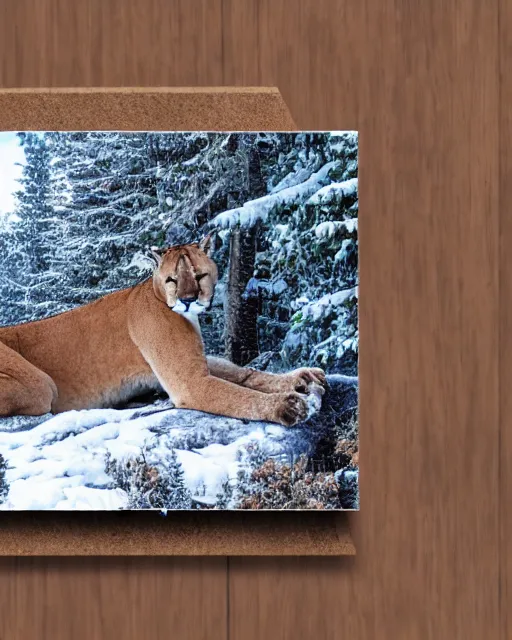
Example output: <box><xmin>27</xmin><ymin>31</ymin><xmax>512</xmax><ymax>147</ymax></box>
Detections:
<box><xmin>0</xmin><ymin>384</ymin><xmax>334</xmax><ymax>511</ymax></box>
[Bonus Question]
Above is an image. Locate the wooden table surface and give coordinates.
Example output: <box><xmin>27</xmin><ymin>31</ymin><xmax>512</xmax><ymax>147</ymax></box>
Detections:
<box><xmin>0</xmin><ymin>2</ymin><xmax>506</xmax><ymax>639</ymax></box>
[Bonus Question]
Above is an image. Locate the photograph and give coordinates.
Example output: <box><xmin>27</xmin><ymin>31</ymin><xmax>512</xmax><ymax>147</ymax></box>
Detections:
<box><xmin>0</xmin><ymin>130</ymin><xmax>359</xmax><ymax>511</ymax></box>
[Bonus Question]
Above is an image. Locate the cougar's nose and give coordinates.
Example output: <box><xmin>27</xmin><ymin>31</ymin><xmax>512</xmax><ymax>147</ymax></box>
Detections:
<box><xmin>179</xmin><ymin>297</ymin><xmax>196</xmax><ymax>311</ymax></box>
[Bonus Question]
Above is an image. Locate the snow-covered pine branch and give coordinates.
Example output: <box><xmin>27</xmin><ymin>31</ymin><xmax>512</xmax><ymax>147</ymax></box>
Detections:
<box><xmin>298</xmin><ymin>287</ymin><xmax>358</xmax><ymax>322</ymax></box>
<box><xmin>282</xmin><ymin>286</ymin><xmax>359</xmax><ymax>372</ymax></box>
<box><xmin>210</xmin><ymin>160</ymin><xmax>340</xmax><ymax>230</ymax></box>
<box><xmin>306</xmin><ymin>177</ymin><xmax>358</xmax><ymax>206</ymax></box>
<box><xmin>314</xmin><ymin>219</ymin><xmax>358</xmax><ymax>240</ymax></box>
<box><xmin>269</xmin><ymin>165</ymin><xmax>316</xmax><ymax>194</ymax></box>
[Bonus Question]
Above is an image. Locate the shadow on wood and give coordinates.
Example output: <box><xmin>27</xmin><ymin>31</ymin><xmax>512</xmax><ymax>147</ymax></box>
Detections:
<box><xmin>0</xmin><ymin>511</ymin><xmax>355</xmax><ymax>556</ymax></box>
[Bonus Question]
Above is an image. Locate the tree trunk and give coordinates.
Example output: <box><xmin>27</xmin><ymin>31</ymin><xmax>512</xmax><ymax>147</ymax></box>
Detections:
<box><xmin>224</xmin><ymin>143</ymin><xmax>265</xmax><ymax>365</ymax></box>
<box><xmin>224</xmin><ymin>225</ymin><xmax>260</xmax><ymax>365</ymax></box>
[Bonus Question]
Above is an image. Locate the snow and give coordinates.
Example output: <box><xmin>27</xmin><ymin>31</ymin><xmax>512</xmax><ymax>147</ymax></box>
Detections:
<box><xmin>272</xmin><ymin>279</ymin><xmax>288</xmax><ymax>295</ymax></box>
<box><xmin>312</xmin><ymin>334</ymin><xmax>358</xmax><ymax>365</ymax></box>
<box><xmin>55</xmin><ymin>488</ymin><xmax>128</xmax><ymax>511</ymax></box>
<box><xmin>338</xmin><ymin>336</ymin><xmax>358</xmax><ymax>357</ymax></box>
<box><xmin>300</xmin><ymin>287</ymin><xmax>357</xmax><ymax>321</ymax></box>
<box><xmin>0</xmin><ymin>387</ymin><xmax>328</xmax><ymax>511</ymax></box>
<box><xmin>328</xmin><ymin>131</ymin><xmax>358</xmax><ymax>153</ymax></box>
<box><xmin>182</xmin><ymin>154</ymin><xmax>201</xmax><ymax>167</ymax></box>
<box><xmin>314</xmin><ymin>219</ymin><xmax>358</xmax><ymax>240</ymax></box>
<box><xmin>275</xmin><ymin>223</ymin><xmax>289</xmax><ymax>238</ymax></box>
<box><xmin>328</xmin><ymin>374</ymin><xmax>358</xmax><ymax>385</ymax></box>
<box><xmin>270</xmin><ymin>166</ymin><xmax>314</xmax><ymax>194</ymax></box>
<box><xmin>124</xmin><ymin>251</ymin><xmax>154</xmax><ymax>273</ymax></box>
<box><xmin>329</xmin><ymin>130</ymin><xmax>358</xmax><ymax>138</ymax></box>
<box><xmin>0</xmin><ymin>131</ymin><xmax>359</xmax><ymax>508</ymax></box>
<box><xmin>244</xmin><ymin>277</ymin><xmax>289</xmax><ymax>299</ymax></box>
<box><xmin>291</xmin><ymin>296</ymin><xmax>310</xmax><ymax>311</ymax></box>
<box><xmin>334</xmin><ymin>239</ymin><xmax>353</xmax><ymax>263</ymax></box>
<box><xmin>211</xmin><ymin>161</ymin><xmax>339</xmax><ymax>230</ymax></box>
<box><xmin>307</xmin><ymin>178</ymin><xmax>358</xmax><ymax>206</ymax></box>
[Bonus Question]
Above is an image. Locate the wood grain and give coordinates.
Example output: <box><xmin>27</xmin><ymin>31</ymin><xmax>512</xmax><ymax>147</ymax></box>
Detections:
<box><xmin>226</xmin><ymin>1</ymin><xmax>501</xmax><ymax>638</ymax></box>
<box><xmin>0</xmin><ymin>0</ymin><xmax>505</xmax><ymax>638</ymax></box>
<box><xmin>0</xmin><ymin>557</ymin><xmax>226</xmax><ymax>640</ymax></box>
<box><xmin>222</xmin><ymin>0</ymin><xmax>365</xmax><ymax>128</ymax></box>
<box><xmin>500</xmin><ymin>0</ymin><xmax>511</xmax><ymax>637</ymax></box>
<box><xmin>0</xmin><ymin>0</ymin><xmax>223</xmax><ymax>88</ymax></box>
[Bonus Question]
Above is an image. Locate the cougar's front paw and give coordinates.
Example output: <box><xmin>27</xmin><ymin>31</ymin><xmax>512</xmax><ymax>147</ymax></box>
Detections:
<box><xmin>287</xmin><ymin>367</ymin><xmax>327</xmax><ymax>393</ymax></box>
<box><xmin>274</xmin><ymin>392</ymin><xmax>309</xmax><ymax>427</ymax></box>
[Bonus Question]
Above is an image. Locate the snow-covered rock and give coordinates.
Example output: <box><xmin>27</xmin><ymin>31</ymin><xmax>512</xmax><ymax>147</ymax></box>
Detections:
<box><xmin>0</xmin><ymin>375</ymin><xmax>357</xmax><ymax>511</ymax></box>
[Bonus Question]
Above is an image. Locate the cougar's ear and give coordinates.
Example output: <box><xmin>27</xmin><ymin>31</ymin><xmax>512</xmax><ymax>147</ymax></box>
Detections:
<box><xmin>199</xmin><ymin>232</ymin><xmax>215</xmax><ymax>257</ymax></box>
<box><xmin>149</xmin><ymin>246</ymin><xmax>166</xmax><ymax>266</ymax></box>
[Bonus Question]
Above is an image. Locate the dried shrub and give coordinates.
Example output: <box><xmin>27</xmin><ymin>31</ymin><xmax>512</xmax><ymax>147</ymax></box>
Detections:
<box><xmin>0</xmin><ymin>454</ymin><xmax>9</xmax><ymax>504</ymax></box>
<box><xmin>232</xmin><ymin>444</ymin><xmax>342</xmax><ymax>510</ymax></box>
<box><xmin>332</xmin><ymin>412</ymin><xmax>358</xmax><ymax>468</ymax></box>
<box><xmin>105</xmin><ymin>448</ymin><xmax>192</xmax><ymax>510</ymax></box>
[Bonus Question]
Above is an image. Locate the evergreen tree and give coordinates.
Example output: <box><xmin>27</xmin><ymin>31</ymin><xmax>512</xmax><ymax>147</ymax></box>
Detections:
<box><xmin>44</xmin><ymin>132</ymin><xmax>236</xmax><ymax>314</ymax></box>
<box><xmin>163</xmin><ymin>449</ymin><xmax>192</xmax><ymax>509</ymax></box>
<box><xmin>47</xmin><ymin>131</ymin><xmax>160</xmax><ymax>307</ymax></box>
<box><xmin>0</xmin><ymin>134</ymin><xmax>57</xmax><ymax>324</ymax></box>
<box><xmin>221</xmin><ymin>442</ymin><xmax>342</xmax><ymax>510</ymax></box>
<box><xmin>0</xmin><ymin>220</ymin><xmax>23</xmax><ymax>326</ymax></box>
<box><xmin>14</xmin><ymin>132</ymin><xmax>54</xmax><ymax>272</ymax></box>
<box><xmin>1</xmin><ymin>131</ymin><xmax>358</xmax><ymax>375</ymax></box>
<box><xmin>274</xmin><ymin>133</ymin><xmax>359</xmax><ymax>374</ymax></box>
<box><xmin>211</xmin><ymin>132</ymin><xmax>359</xmax><ymax>374</ymax></box>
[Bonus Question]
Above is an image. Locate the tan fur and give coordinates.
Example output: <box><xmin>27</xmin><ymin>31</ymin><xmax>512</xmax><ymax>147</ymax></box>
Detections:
<box><xmin>0</xmin><ymin>238</ymin><xmax>326</xmax><ymax>426</ymax></box>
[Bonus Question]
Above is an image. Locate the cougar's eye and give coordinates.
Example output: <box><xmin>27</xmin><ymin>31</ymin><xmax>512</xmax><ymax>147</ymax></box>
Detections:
<box><xmin>195</xmin><ymin>273</ymin><xmax>207</xmax><ymax>282</ymax></box>
<box><xmin>166</xmin><ymin>276</ymin><xmax>177</xmax><ymax>285</ymax></box>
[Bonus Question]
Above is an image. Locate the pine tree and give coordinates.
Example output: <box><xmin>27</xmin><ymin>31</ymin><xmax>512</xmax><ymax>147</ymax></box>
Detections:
<box><xmin>0</xmin><ymin>221</ymin><xmax>22</xmax><ymax>326</ymax></box>
<box><xmin>14</xmin><ymin>132</ymin><xmax>54</xmax><ymax>271</ymax></box>
<box><xmin>47</xmin><ymin>131</ymin><xmax>161</xmax><ymax>307</ymax></box>
<box><xmin>0</xmin><ymin>133</ymin><xmax>58</xmax><ymax>323</ymax></box>
<box><xmin>276</xmin><ymin>132</ymin><xmax>358</xmax><ymax>373</ymax></box>
<box><xmin>44</xmin><ymin>132</ymin><xmax>235</xmax><ymax>312</ymax></box>
<box><xmin>1</xmin><ymin>131</ymin><xmax>358</xmax><ymax>376</ymax></box>
<box><xmin>210</xmin><ymin>132</ymin><xmax>359</xmax><ymax>374</ymax></box>
<box><xmin>164</xmin><ymin>449</ymin><xmax>192</xmax><ymax>509</ymax></box>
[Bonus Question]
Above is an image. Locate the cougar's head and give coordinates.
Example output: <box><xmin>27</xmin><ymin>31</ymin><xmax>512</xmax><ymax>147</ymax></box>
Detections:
<box><xmin>150</xmin><ymin>234</ymin><xmax>218</xmax><ymax>315</ymax></box>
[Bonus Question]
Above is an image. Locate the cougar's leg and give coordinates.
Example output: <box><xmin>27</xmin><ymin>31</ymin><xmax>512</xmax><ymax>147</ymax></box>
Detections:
<box><xmin>130</xmin><ymin>311</ymin><xmax>309</xmax><ymax>427</ymax></box>
<box><xmin>206</xmin><ymin>356</ymin><xmax>281</xmax><ymax>392</ymax></box>
<box><xmin>206</xmin><ymin>356</ymin><xmax>327</xmax><ymax>394</ymax></box>
<box><xmin>0</xmin><ymin>341</ymin><xmax>58</xmax><ymax>417</ymax></box>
